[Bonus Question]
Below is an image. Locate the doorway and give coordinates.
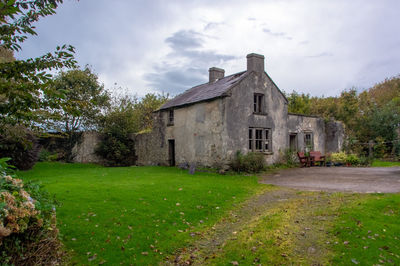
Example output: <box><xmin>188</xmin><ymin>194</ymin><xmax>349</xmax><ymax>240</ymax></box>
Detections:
<box><xmin>168</xmin><ymin>139</ymin><xmax>175</xmax><ymax>166</ymax></box>
<box><xmin>289</xmin><ymin>134</ymin><xmax>297</xmax><ymax>151</ymax></box>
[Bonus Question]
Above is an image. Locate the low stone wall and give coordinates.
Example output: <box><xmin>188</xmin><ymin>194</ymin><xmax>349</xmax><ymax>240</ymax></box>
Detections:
<box><xmin>72</xmin><ymin>131</ymin><xmax>103</xmax><ymax>163</ymax></box>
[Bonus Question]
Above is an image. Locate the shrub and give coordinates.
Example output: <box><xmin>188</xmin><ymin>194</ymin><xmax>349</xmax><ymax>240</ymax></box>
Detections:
<box><xmin>38</xmin><ymin>149</ymin><xmax>58</xmax><ymax>162</ymax></box>
<box><xmin>346</xmin><ymin>154</ymin><xmax>360</xmax><ymax>165</ymax></box>
<box><xmin>0</xmin><ymin>125</ymin><xmax>39</xmax><ymax>170</ymax></box>
<box><xmin>96</xmin><ymin>134</ymin><xmax>136</xmax><ymax>166</ymax></box>
<box><xmin>330</xmin><ymin>152</ymin><xmax>347</xmax><ymax>164</ymax></box>
<box><xmin>0</xmin><ymin>158</ymin><xmax>62</xmax><ymax>264</ymax></box>
<box><xmin>278</xmin><ymin>149</ymin><xmax>298</xmax><ymax>167</ymax></box>
<box><xmin>373</xmin><ymin>136</ymin><xmax>387</xmax><ymax>159</ymax></box>
<box><xmin>230</xmin><ymin>151</ymin><xmax>266</xmax><ymax>173</ymax></box>
<box><xmin>359</xmin><ymin>156</ymin><xmax>372</xmax><ymax>166</ymax></box>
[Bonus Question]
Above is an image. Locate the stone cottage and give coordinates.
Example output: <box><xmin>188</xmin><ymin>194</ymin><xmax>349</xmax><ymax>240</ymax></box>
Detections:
<box><xmin>135</xmin><ymin>53</ymin><xmax>344</xmax><ymax>167</ymax></box>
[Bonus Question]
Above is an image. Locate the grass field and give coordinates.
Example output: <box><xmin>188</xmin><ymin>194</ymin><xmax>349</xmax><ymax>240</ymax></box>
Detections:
<box><xmin>372</xmin><ymin>160</ymin><xmax>400</xmax><ymax>167</ymax></box>
<box><xmin>18</xmin><ymin>163</ymin><xmax>400</xmax><ymax>264</ymax></box>
<box><xmin>332</xmin><ymin>193</ymin><xmax>400</xmax><ymax>265</ymax></box>
<box><xmin>18</xmin><ymin>163</ymin><xmax>264</xmax><ymax>265</ymax></box>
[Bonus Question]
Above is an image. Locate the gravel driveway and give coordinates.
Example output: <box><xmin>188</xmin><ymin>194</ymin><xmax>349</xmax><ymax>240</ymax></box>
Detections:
<box><xmin>260</xmin><ymin>167</ymin><xmax>400</xmax><ymax>193</ymax></box>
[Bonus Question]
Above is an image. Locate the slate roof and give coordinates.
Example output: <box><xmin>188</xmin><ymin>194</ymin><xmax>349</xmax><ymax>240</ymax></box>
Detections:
<box><xmin>159</xmin><ymin>71</ymin><xmax>247</xmax><ymax>110</ymax></box>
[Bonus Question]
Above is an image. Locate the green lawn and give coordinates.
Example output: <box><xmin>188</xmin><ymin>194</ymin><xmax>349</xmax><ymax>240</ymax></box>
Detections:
<box><xmin>18</xmin><ymin>163</ymin><xmax>264</xmax><ymax>265</ymax></box>
<box><xmin>332</xmin><ymin>193</ymin><xmax>400</xmax><ymax>265</ymax></box>
<box><xmin>372</xmin><ymin>160</ymin><xmax>400</xmax><ymax>167</ymax></box>
<box><xmin>17</xmin><ymin>163</ymin><xmax>400</xmax><ymax>264</ymax></box>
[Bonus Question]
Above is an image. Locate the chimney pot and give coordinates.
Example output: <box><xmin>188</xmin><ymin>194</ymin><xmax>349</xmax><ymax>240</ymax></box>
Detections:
<box><xmin>246</xmin><ymin>53</ymin><xmax>265</xmax><ymax>73</ymax></box>
<box><xmin>209</xmin><ymin>67</ymin><xmax>225</xmax><ymax>83</ymax></box>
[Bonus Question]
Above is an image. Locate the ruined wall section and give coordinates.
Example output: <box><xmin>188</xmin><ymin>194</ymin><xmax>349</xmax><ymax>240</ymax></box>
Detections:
<box><xmin>325</xmin><ymin>120</ymin><xmax>345</xmax><ymax>153</ymax></box>
<box><xmin>225</xmin><ymin>71</ymin><xmax>289</xmax><ymax>164</ymax></box>
<box><xmin>135</xmin><ymin>111</ymin><xmax>168</xmax><ymax>166</ymax></box>
<box><xmin>72</xmin><ymin>131</ymin><xmax>103</xmax><ymax>163</ymax></box>
<box><xmin>287</xmin><ymin>114</ymin><xmax>326</xmax><ymax>153</ymax></box>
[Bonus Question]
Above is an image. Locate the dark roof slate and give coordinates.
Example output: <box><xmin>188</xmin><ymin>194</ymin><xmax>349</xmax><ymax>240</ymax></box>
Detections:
<box><xmin>159</xmin><ymin>71</ymin><xmax>247</xmax><ymax>110</ymax></box>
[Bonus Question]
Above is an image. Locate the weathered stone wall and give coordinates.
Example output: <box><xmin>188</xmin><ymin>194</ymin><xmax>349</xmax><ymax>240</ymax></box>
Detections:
<box><xmin>225</xmin><ymin>71</ymin><xmax>289</xmax><ymax>164</ymax></box>
<box><xmin>164</xmin><ymin>99</ymin><xmax>228</xmax><ymax>167</ymax></box>
<box><xmin>134</xmin><ymin>112</ymin><xmax>168</xmax><ymax>166</ymax></box>
<box><xmin>325</xmin><ymin>120</ymin><xmax>345</xmax><ymax>153</ymax></box>
<box><xmin>72</xmin><ymin>131</ymin><xmax>103</xmax><ymax>163</ymax></box>
<box><xmin>287</xmin><ymin>114</ymin><xmax>326</xmax><ymax>153</ymax></box>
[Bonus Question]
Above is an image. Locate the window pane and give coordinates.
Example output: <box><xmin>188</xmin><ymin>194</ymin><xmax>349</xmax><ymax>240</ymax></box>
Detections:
<box><xmin>249</xmin><ymin>129</ymin><xmax>252</xmax><ymax>139</ymax></box>
<box><xmin>249</xmin><ymin>140</ymin><xmax>252</xmax><ymax>150</ymax></box>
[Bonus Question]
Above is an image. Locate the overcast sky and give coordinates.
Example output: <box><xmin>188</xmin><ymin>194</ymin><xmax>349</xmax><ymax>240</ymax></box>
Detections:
<box><xmin>17</xmin><ymin>0</ymin><xmax>400</xmax><ymax>97</ymax></box>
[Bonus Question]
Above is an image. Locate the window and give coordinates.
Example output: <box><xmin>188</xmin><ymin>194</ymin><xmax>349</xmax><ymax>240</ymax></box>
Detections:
<box><xmin>249</xmin><ymin>127</ymin><xmax>272</xmax><ymax>152</ymax></box>
<box><xmin>255</xmin><ymin>129</ymin><xmax>263</xmax><ymax>151</ymax></box>
<box><xmin>168</xmin><ymin>109</ymin><xmax>174</xmax><ymax>125</ymax></box>
<box><xmin>304</xmin><ymin>132</ymin><xmax>313</xmax><ymax>150</ymax></box>
<box><xmin>253</xmin><ymin>94</ymin><xmax>264</xmax><ymax>113</ymax></box>
<box><xmin>248</xmin><ymin>129</ymin><xmax>253</xmax><ymax>150</ymax></box>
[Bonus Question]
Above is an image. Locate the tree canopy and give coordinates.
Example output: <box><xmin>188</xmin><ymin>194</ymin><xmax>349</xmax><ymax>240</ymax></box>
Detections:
<box><xmin>0</xmin><ymin>0</ymin><xmax>76</xmax><ymax>127</ymax></box>
<box><xmin>48</xmin><ymin>67</ymin><xmax>110</xmax><ymax>134</ymax></box>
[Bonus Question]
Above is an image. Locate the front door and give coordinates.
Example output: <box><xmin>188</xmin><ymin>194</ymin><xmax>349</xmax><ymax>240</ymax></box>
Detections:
<box><xmin>168</xmin><ymin>139</ymin><xmax>175</xmax><ymax>166</ymax></box>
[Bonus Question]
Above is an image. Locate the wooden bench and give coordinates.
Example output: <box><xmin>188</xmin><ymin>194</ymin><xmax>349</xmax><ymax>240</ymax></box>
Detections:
<box><xmin>309</xmin><ymin>151</ymin><xmax>326</xmax><ymax>166</ymax></box>
<box><xmin>297</xmin><ymin>152</ymin><xmax>310</xmax><ymax>167</ymax></box>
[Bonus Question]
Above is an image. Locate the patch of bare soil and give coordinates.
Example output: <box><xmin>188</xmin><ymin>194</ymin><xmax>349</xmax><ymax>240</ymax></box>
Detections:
<box><xmin>164</xmin><ymin>187</ymin><xmax>354</xmax><ymax>265</ymax></box>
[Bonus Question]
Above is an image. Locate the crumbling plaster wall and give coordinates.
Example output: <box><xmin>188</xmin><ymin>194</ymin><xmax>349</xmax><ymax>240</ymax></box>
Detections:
<box><xmin>325</xmin><ymin>120</ymin><xmax>345</xmax><ymax>153</ymax></box>
<box><xmin>164</xmin><ymin>99</ymin><xmax>228</xmax><ymax>167</ymax></box>
<box><xmin>135</xmin><ymin>112</ymin><xmax>168</xmax><ymax>166</ymax></box>
<box><xmin>225</xmin><ymin>71</ymin><xmax>288</xmax><ymax>164</ymax></box>
<box><xmin>287</xmin><ymin>114</ymin><xmax>326</xmax><ymax>153</ymax></box>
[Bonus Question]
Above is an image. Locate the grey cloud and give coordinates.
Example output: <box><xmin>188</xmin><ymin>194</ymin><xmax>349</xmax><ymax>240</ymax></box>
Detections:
<box><xmin>144</xmin><ymin>29</ymin><xmax>237</xmax><ymax>94</ymax></box>
<box><xmin>262</xmin><ymin>28</ymin><xmax>292</xmax><ymax>40</ymax></box>
<box><xmin>145</xmin><ymin>67</ymin><xmax>206</xmax><ymax>94</ymax></box>
<box><xmin>165</xmin><ymin>30</ymin><xmax>204</xmax><ymax>50</ymax></box>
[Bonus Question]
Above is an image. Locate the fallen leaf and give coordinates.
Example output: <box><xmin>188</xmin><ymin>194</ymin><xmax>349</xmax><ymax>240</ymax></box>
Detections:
<box><xmin>231</xmin><ymin>261</ymin><xmax>239</xmax><ymax>265</ymax></box>
<box><xmin>88</xmin><ymin>254</ymin><xmax>97</xmax><ymax>261</ymax></box>
<box><xmin>351</xmin><ymin>258</ymin><xmax>359</xmax><ymax>264</ymax></box>
<box><xmin>141</xmin><ymin>251</ymin><xmax>148</xmax><ymax>255</ymax></box>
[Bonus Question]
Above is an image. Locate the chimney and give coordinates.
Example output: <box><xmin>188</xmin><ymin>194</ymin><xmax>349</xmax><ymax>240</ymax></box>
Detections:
<box><xmin>209</xmin><ymin>67</ymin><xmax>225</xmax><ymax>83</ymax></box>
<box><xmin>246</xmin><ymin>53</ymin><xmax>265</xmax><ymax>73</ymax></box>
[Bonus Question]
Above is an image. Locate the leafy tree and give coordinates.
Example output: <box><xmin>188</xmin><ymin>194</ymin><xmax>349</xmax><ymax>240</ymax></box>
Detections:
<box><xmin>49</xmin><ymin>67</ymin><xmax>110</xmax><ymax>133</ymax></box>
<box><xmin>0</xmin><ymin>0</ymin><xmax>76</xmax><ymax>127</ymax></box>
<box><xmin>46</xmin><ymin>67</ymin><xmax>110</xmax><ymax>161</ymax></box>
<box><xmin>96</xmin><ymin>93</ymin><xmax>168</xmax><ymax>166</ymax></box>
<box><xmin>96</xmin><ymin>96</ymin><xmax>137</xmax><ymax>166</ymax></box>
<box><xmin>133</xmin><ymin>93</ymin><xmax>168</xmax><ymax>132</ymax></box>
